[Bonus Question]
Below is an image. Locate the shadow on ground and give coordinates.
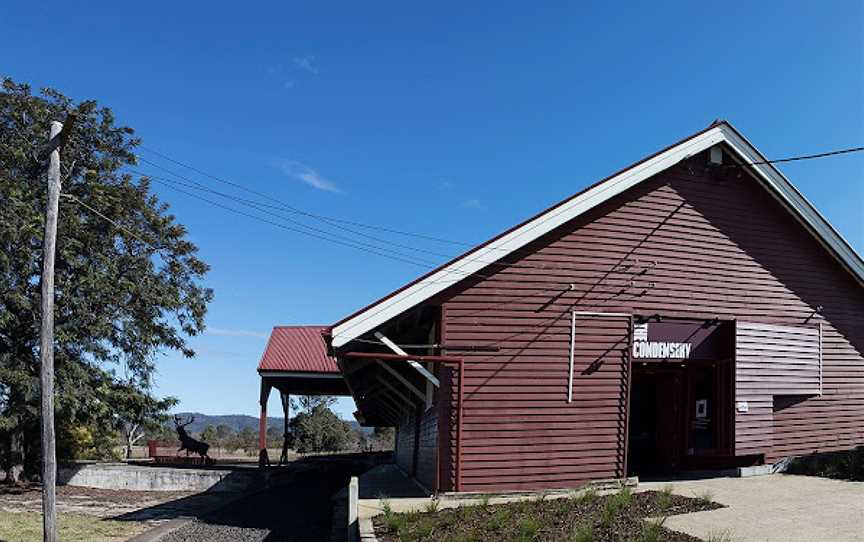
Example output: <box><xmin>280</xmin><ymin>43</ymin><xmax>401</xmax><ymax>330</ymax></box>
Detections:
<box><xmin>113</xmin><ymin>452</ymin><xmax>390</xmax><ymax>542</ymax></box>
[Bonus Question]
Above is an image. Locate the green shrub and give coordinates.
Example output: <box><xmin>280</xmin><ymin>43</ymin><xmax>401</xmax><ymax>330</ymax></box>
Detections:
<box><xmin>423</xmin><ymin>498</ymin><xmax>440</xmax><ymax>513</ymax></box>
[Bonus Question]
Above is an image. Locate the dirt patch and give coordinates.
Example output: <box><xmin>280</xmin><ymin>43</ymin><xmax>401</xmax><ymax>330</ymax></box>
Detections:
<box><xmin>373</xmin><ymin>489</ymin><xmax>723</xmax><ymax>542</ymax></box>
<box><xmin>0</xmin><ymin>483</ymin><xmax>193</xmax><ymax>518</ymax></box>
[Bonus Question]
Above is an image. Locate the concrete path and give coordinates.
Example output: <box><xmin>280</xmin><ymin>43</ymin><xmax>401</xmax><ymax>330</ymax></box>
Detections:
<box><xmin>640</xmin><ymin>474</ymin><xmax>864</xmax><ymax>542</ymax></box>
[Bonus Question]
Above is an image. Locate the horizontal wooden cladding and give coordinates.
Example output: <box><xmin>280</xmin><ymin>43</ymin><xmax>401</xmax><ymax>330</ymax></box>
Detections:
<box><xmin>463</xmin><ymin>461</ymin><xmax>622</xmax><ymax>478</ymax></box>
<box><xmin>736</xmin><ymin>321</ymin><xmax>821</xmax><ymax>401</ymax></box>
<box><xmin>447</xmin><ymin>313</ymin><xmax>628</xmax><ymax>490</ymax></box>
<box><xmin>462</xmin><ymin>426</ymin><xmax>622</xmax><ymax>439</ymax></box>
<box><xmin>461</xmin><ymin>477</ymin><xmax>605</xmax><ymax>492</ymax></box>
<box><xmin>436</xmin><ymin>161</ymin><xmax>864</xmax><ymax>492</ymax></box>
<box><xmin>461</xmin><ymin>468</ymin><xmax>618</xmax><ymax>487</ymax></box>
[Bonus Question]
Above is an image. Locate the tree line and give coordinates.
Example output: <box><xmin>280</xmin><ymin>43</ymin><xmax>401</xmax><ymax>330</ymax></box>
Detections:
<box><xmin>148</xmin><ymin>396</ymin><xmax>394</xmax><ymax>456</ymax></box>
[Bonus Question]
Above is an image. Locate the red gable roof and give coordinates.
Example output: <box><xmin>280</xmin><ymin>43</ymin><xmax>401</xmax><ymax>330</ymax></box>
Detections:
<box><xmin>257</xmin><ymin>326</ymin><xmax>339</xmax><ymax>374</ymax></box>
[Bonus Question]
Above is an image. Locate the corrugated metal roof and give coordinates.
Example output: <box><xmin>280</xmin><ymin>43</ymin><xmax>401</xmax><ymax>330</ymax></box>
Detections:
<box><xmin>257</xmin><ymin>326</ymin><xmax>339</xmax><ymax>373</ymax></box>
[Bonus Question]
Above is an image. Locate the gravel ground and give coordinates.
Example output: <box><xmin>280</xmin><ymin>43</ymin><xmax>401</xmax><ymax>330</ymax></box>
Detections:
<box><xmin>161</xmin><ymin>458</ymin><xmax>374</xmax><ymax>541</ymax></box>
<box><xmin>162</xmin><ymin>520</ymin><xmax>269</xmax><ymax>542</ymax></box>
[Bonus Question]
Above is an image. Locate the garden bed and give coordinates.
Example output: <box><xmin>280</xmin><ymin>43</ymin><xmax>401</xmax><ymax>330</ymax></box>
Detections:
<box><xmin>784</xmin><ymin>446</ymin><xmax>864</xmax><ymax>481</ymax></box>
<box><xmin>373</xmin><ymin>486</ymin><xmax>724</xmax><ymax>542</ymax></box>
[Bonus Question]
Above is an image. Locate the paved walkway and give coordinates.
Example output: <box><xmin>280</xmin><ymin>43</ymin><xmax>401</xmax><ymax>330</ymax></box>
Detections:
<box><xmin>640</xmin><ymin>474</ymin><xmax>864</xmax><ymax>542</ymax></box>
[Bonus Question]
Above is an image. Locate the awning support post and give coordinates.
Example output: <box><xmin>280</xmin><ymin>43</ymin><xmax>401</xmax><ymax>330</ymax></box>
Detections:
<box><xmin>279</xmin><ymin>392</ymin><xmax>290</xmax><ymax>466</ymax></box>
<box><xmin>259</xmin><ymin>380</ymin><xmax>272</xmax><ymax>468</ymax></box>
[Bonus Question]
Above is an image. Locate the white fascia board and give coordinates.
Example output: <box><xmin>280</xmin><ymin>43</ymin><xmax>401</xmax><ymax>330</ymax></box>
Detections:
<box><xmin>717</xmin><ymin>124</ymin><xmax>864</xmax><ymax>286</ymax></box>
<box><xmin>331</xmin><ymin>127</ymin><xmax>727</xmax><ymax>347</ymax></box>
<box><xmin>332</xmin><ymin>125</ymin><xmax>864</xmax><ymax>348</ymax></box>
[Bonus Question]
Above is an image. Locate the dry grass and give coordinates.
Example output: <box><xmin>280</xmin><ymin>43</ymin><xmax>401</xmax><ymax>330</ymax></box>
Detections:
<box><xmin>0</xmin><ymin>511</ymin><xmax>146</xmax><ymax>542</ymax></box>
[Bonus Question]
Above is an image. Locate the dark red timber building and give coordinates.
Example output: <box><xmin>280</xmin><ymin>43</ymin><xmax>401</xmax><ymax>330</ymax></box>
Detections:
<box><xmin>278</xmin><ymin>121</ymin><xmax>864</xmax><ymax>493</ymax></box>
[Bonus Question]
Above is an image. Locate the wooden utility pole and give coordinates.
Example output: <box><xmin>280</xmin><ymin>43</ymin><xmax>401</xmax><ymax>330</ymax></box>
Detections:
<box><xmin>40</xmin><ymin>114</ymin><xmax>74</xmax><ymax>542</ymax></box>
<box><xmin>40</xmin><ymin>120</ymin><xmax>62</xmax><ymax>542</ymax></box>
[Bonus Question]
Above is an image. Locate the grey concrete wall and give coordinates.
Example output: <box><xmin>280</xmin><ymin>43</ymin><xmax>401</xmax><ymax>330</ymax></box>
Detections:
<box><xmin>58</xmin><ymin>463</ymin><xmax>258</xmax><ymax>492</ymax></box>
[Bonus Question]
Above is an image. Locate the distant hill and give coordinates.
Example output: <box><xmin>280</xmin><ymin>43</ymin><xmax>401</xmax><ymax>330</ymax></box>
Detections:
<box><xmin>172</xmin><ymin>412</ymin><xmax>373</xmax><ymax>435</ymax></box>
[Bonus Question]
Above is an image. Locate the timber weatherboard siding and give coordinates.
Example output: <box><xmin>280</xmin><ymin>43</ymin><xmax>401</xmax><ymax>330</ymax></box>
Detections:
<box><xmin>393</xmin><ymin>405</ymin><xmax>438</xmax><ymax>491</ymax></box>
<box><xmin>394</xmin><ymin>413</ymin><xmax>415</xmax><ymax>475</ymax></box>
<box><xmin>436</xmin><ymin>150</ymin><xmax>864</xmax><ymax>492</ymax></box>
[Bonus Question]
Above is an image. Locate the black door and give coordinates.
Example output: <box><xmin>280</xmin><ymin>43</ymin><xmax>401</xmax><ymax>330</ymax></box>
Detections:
<box><xmin>628</xmin><ymin>365</ymin><xmax>685</xmax><ymax>477</ymax></box>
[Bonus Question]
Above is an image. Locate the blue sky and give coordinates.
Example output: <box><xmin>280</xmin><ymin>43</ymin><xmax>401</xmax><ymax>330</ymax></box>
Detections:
<box><xmin>4</xmin><ymin>2</ymin><xmax>862</xmax><ymax>419</ymax></box>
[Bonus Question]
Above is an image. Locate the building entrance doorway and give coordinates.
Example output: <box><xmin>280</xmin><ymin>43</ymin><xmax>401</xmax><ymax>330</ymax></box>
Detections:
<box><xmin>627</xmin><ymin>360</ymin><xmax>733</xmax><ymax>478</ymax></box>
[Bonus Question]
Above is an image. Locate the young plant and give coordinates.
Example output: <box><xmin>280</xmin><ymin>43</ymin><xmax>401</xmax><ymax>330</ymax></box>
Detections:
<box><xmin>656</xmin><ymin>484</ymin><xmax>674</xmax><ymax>511</ymax></box>
<box><xmin>378</xmin><ymin>494</ymin><xmax>392</xmax><ymax>516</ymax></box>
<box><xmin>706</xmin><ymin>529</ymin><xmax>734</xmax><ymax>542</ymax></box>
<box><xmin>600</xmin><ymin>500</ymin><xmax>618</xmax><ymax>529</ymax></box>
<box><xmin>383</xmin><ymin>512</ymin><xmax>406</xmax><ymax>533</ymax></box>
<box><xmin>423</xmin><ymin>498</ymin><xmax>440</xmax><ymax>513</ymax></box>
<box><xmin>639</xmin><ymin>516</ymin><xmax>667</xmax><ymax>542</ymax></box>
<box><xmin>573</xmin><ymin>486</ymin><xmax>599</xmax><ymax>505</ymax></box>
<box><xmin>611</xmin><ymin>485</ymin><xmax>633</xmax><ymax>508</ymax></box>
<box><xmin>694</xmin><ymin>489</ymin><xmax>715</xmax><ymax>506</ymax></box>
<box><xmin>485</xmin><ymin>507</ymin><xmax>510</xmax><ymax>530</ymax></box>
<box><xmin>570</xmin><ymin>523</ymin><xmax>595</xmax><ymax>542</ymax></box>
<box><xmin>515</xmin><ymin>517</ymin><xmax>541</xmax><ymax>541</ymax></box>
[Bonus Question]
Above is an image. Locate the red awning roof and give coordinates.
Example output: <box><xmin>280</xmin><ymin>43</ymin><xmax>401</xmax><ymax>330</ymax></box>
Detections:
<box><xmin>257</xmin><ymin>326</ymin><xmax>339</xmax><ymax>374</ymax></box>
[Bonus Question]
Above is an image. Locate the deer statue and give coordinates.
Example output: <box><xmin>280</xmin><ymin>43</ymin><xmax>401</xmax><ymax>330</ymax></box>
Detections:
<box><xmin>173</xmin><ymin>415</ymin><xmax>210</xmax><ymax>460</ymax></box>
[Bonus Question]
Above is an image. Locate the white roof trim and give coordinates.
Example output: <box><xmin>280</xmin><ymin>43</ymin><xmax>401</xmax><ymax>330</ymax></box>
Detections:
<box><xmin>331</xmin><ymin>123</ymin><xmax>864</xmax><ymax>348</ymax></box>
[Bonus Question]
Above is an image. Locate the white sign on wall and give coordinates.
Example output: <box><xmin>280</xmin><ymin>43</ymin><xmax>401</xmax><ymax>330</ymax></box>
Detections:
<box><xmin>632</xmin><ymin>341</ymin><xmax>693</xmax><ymax>359</ymax></box>
<box><xmin>631</xmin><ymin>323</ymin><xmax>693</xmax><ymax>359</ymax></box>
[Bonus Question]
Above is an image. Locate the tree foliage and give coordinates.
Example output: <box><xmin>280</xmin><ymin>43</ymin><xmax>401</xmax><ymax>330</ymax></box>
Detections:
<box><xmin>0</xmin><ymin>78</ymin><xmax>212</xmax><ymax>478</ymax></box>
<box><xmin>289</xmin><ymin>405</ymin><xmax>356</xmax><ymax>454</ymax></box>
<box><xmin>290</xmin><ymin>395</ymin><xmax>336</xmax><ymax>414</ymax></box>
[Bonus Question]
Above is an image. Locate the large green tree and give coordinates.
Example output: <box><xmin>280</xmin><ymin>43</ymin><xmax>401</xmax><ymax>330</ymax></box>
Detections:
<box><xmin>289</xmin><ymin>405</ymin><xmax>357</xmax><ymax>454</ymax></box>
<box><xmin>0</xmin><ymin>78</ymin><xmax>212</xmax><ymax>479</ymax></box>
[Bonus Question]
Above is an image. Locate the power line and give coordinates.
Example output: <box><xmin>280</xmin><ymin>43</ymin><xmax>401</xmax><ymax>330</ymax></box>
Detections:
<box><xmin>145</xmin><ymin>177</ymin><xmax>438</xmax><ymax>269</ymax></box>
<box><xmin>138</xmin><ymin>142</ymin><xmax>864</xmax><ymax>244</ymax></box>
<box><xmin>128</xmin><ymin>165</ymin><xmax>633</xmax><ymax>278</ymax></box>
<box><xmin>61</xmin><ymin>194</ymin><xmax>161</xmax><ymax>250</ymax></box>
<box><xmin>734</xmin><ymin>146</ymin><xmax>864</xmax><ymax>167</ymax></box>
<box><xmin>137</xmin><ymin>147</ymin><xmax>480</xmax><ymax>248</ymax></box>
<box><xmin>130</xmin><ymin>166</ymin><xmax>455</xmax><ymax>263</ymax></box>
<box><xmin>145</xmin><ymin>172</ymin><xmax>645</xmax><ymax>288</ymax></box>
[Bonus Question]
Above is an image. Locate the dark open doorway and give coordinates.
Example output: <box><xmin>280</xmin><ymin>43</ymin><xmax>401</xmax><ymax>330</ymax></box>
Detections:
<box><xmin>627</xmin><ymin>360</ymin><xmax>733</xmax><ymax>478</ymax></box>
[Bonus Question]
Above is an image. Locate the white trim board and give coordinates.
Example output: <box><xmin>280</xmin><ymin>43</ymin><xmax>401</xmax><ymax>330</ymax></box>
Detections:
<box><xmin>331</xmin><ymin>122</ymin><xmax>864</xmax><ymax>348</ymax></box>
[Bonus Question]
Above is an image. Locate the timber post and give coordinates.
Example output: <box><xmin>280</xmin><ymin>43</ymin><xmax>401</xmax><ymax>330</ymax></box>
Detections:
<box><xmin>39</xmin><ymin>119</ymin><xmax>64</xmax><ymax>542</ymax></box>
